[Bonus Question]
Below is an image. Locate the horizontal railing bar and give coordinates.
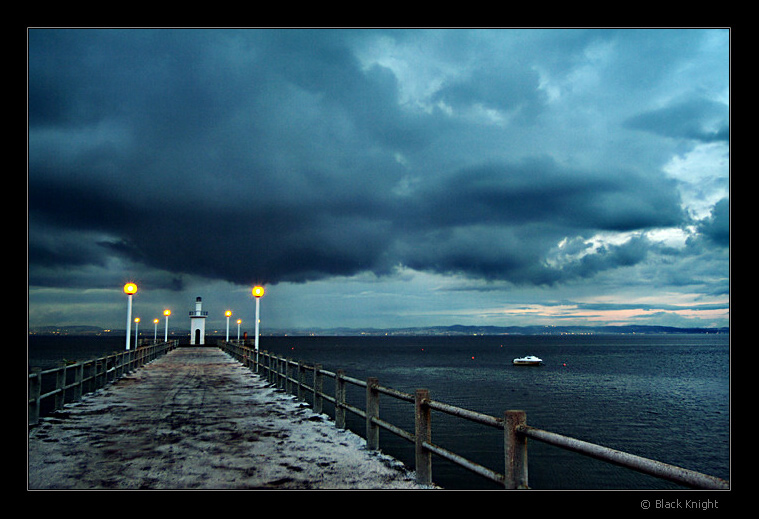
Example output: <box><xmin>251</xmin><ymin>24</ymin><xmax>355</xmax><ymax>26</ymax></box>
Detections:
<box><xmin>373</xmin><ymin>416</ymin><xmax>415</xmax><ymax>443</ymax></box>
<box><xmin>35</xmin><ymin>388</ymin><xmax>62</xmax><ymax>401</ymax></box>
<box><xmin>422</xmin><ymin>440</ymin><xmax>503</xmax><ymax>485</ymax></box>
<box><xmin>427</xmin><ymin>399</ymin><xmax>503</xmax><ymax>429</ymax></box>
<box><xmin>343</xmin><ymin>401</ymin><xmax>365</xmax><ymax>419</ymax></box>
<box><xmin>376</xmin><ymin>385</ymin><xmax>415</xmax><ymax>403</ymax></box>
<box><xmin>340</xmin><ymin>374</ymin><xmax>365</xmax><ymax>387</ymax></box>
<box><xmin>518</xmin><ymin>425</ymin><xmax>729</xmax><ymax>490</ymax></box>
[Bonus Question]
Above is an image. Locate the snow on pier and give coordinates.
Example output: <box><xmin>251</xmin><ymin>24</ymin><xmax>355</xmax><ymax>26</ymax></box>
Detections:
<box><xmin>28</xmin><ymin>347</ymin><xmax>427</xmax><ymax>490</ymax></box>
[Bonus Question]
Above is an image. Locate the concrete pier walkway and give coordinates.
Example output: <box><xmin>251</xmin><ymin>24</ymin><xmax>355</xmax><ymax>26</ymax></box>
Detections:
<box><xmin>28</xmin><ymin>347</ymin><xmax>427</xmax><ymax>490</ymax></box>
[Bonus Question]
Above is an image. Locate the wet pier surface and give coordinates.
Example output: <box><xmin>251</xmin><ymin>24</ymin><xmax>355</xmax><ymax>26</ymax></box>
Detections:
<box><xmin>28</xmin><ymin>347</ymin><xmax>426</xmax><ymax>490</ymax></box>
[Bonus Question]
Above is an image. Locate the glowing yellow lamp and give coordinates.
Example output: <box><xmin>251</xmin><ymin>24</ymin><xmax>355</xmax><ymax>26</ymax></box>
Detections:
<box><xmin>225</xmin><ymin>310</ymin><xmax>232</xmax><ymax>317</ymax></box>
<box><xmin>164</xmin><ymin>309</ymin><xmax>171</xmax><ymax>317</ymax></box>
<box><xmin>124</xmin><ymin>283</ymin><xmax>138</xmax><ymax>295</ymax></box>
<box><xmin>253</xmin><ymin>286</ymin><xmax>265</xmax><ymax>298</ymax></box>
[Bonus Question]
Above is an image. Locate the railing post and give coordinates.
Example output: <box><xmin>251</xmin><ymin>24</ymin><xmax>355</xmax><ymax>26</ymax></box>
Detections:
<box><xmin>54</xmin><ymin>367</ymin><xmax>65</xmax><ymax>411</ymax></box>
<box><xmin>82</xmin><ymin>362</ymin><xmax>92</xmax><ymax>394</ymax></box>
<box><xmin>415</xmin><ymin>388</ymin><xmax>432</xmax><ymax>486</ymax></box>
<box><xmin>285</xmin><ymin>358</ymin><xmax>292</xmax><ymax>393</ymax></box>
<box><xmin>100</xmin><ymin>359</ymin><xmax>107</xmax><ymax>388</ymax></box>
<box><xmin>366</xmin><ymin>377</ymin><xmax>380</xmax><ymax>451</ymax></box>
<box><xmin>504</xmin><ymin>410</ymin><xmax>528</xmax><ymax>489</ymax></box>
<box><xmin>107</xmin><ymin>356</ymin><xmax>114</xmax><ymax>383</ymax></box>
<box><xmin>29</xmin><ymin>371</ymin><xmax>41</xmax><ymax>425</ymax></box>
<box><xmin>313</xmin><ymin>364</ymin><xmax>323</xmax><ymax>414</ymax></box>
<box><xmin>73</xmin><ymin>364</ymin><xmax>83</xmax><ymax>402</ymax></box>
<box><xmin>95</xmin><ymin>360</ymin><xmax>103</xmax><ymax>389</ymax></box>
<box><xmin>86</xmin><ymin>361</ymin><xmax>96</xmax><ymax>393</ymax></box>
<box><xmin>335</xmin><ymin>369</ymin><xmax>346</xmax><ymax>430</ymax></box>
<box><xmin>262</xmin><ymin>351</ymin><xmax>270</xmax><ymax>383</ymax></box>
<box><xmin>297</xmin><ymin>361</ymin><xmax>304</xmax><ymax>401</ymax></box>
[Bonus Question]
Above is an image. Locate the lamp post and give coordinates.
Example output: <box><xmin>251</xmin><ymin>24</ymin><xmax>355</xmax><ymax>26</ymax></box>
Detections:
<box><xmin>124</xmin><ymin>283</ymin><xmax>137</xmax><ymax>350</ymax></box>
<box><xmin>225</xmin><ymin>310</ymin><xmax>232</xmax><ymax>342</ymax></box>
<box><xmin>134</xmin><ymin>317</ymin><xmax>140</xmax><ymax>346</ymax></box>
<box><xmin>154</xmin><ymin>319</ymin><xmax>159</xmax><ymax>343</ymax></box>
<box><xmin>252</xmin><ymin>286</ymin><xmax>265</xmax><ymax>353</ymax></box>
<box><xmin>164</xmin><ymin>309</ymin><xmax>171</xmax><ymax>342</ymax></box>
<box><xmin>237</xmin><ymin>319</ymin><xmax>242</xmax><ymax>343</ymax></box>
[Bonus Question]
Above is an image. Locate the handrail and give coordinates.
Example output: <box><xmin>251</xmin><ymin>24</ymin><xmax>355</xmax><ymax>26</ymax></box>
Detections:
<box><xmin>28</xmin><ymin>340</ymin><xmax>178</xmax><ymax>426</ymax></box>
<box><xmin>218</xmin><ymin>340</ymin><xmax>729</xmax><ymax>490</ymax></box>
<box><xmin>517</xmin><ymin>424</ymin><xmax>730</xmax><ymax>490</ymax></box>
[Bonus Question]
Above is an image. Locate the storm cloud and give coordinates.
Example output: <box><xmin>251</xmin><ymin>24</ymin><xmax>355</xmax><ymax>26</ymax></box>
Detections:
<box><xmin>28</xmin><ymin>28</ymin><xmax>729</xmax><ymax>329</ymax></box>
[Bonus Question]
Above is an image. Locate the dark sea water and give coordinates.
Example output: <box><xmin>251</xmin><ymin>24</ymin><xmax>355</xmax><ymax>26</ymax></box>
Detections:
<box><xmin>28</xmin><ymin>335</ymin><xmax>131</xmax><ymax>371</ymax></box>
<box><xmin>28</xmin><ymin>333</ymin><xmax>730</xmax><ymax>490</ymax></box>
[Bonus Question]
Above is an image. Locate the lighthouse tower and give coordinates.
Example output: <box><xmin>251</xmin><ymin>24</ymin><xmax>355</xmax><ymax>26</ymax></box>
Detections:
<box><xmin>189</xmin><ymin>297</ymin><xmax>207</xmax><ymax>345</ymax></box>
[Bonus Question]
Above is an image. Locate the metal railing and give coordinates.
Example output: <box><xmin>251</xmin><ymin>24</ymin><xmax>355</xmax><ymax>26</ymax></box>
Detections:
<box><xmin>219</xmin><ymin>340</ymin><xmax>729</xmax><ymax>490</ymax></box>
<box><xmin>28</xmin><ymin>341</ymin><xmax>178</xmax><ymax>426</ymax></box>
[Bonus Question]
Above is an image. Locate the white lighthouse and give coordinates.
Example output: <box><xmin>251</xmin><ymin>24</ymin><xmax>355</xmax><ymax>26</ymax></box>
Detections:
<box><xmin>189</xmin><ymin>296</ymin><xmax>207</xmax><ymax>345</ymax></box>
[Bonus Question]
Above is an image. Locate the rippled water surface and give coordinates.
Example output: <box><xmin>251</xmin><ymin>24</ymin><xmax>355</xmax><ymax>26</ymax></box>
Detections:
<box><xmin>29</xmin><ymin>333</ymin><xmax>730</xmax><ymax>489</ymax></box>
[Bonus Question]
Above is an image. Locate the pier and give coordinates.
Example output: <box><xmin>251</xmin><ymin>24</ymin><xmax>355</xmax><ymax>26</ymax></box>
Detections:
<box><xmin>28</xmin><ymin>347</ymin><xmax>425</xmax><ymax>490</ymax></box>
<box><xmin>29</xmin><ymin>341</ymin><xmax>730</xmax><ymax>491</ymax></box>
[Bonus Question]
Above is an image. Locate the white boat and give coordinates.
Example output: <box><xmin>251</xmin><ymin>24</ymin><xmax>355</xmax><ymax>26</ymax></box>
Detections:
<box><xmin>513</xmin><ymin>355</ymin><xmax>543</xmax><ymax>366</ymax></box>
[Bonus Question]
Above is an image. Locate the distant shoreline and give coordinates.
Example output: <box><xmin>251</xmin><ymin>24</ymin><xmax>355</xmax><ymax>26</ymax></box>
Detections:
<box><xmin>28</xmin><ymin>324</ymin><xmax>729</xmax><ymax>337</ymax></box>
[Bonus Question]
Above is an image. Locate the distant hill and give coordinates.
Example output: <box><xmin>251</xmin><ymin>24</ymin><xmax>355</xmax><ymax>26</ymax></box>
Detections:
<box><xmin>29</xmin><ymin>323</ymin><xmax>728</xmax><ymax>337</ymax></box>
<box><xmin>267</xmin><ymin>324</ymin><xmax>729</xmax><ymax>337</ymax></box>
<box><xmin>29</xmin><ymin>325</ymin><xmax>116</xmax><ymax>335</ymax></box>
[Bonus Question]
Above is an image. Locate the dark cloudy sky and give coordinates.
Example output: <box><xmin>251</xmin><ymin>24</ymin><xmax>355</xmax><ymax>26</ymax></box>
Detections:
<box><xmin>28</xmin><ymin>28</ymin><xmax>729</xmax><ymax>332</ymax></box>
